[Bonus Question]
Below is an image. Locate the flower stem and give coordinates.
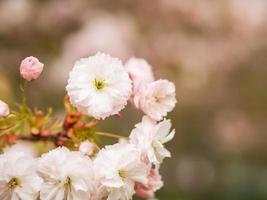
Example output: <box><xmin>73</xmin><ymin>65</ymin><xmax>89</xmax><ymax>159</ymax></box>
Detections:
<box><xmin>20</xmin><ymin>80</ymin><xmax>28</xmax><ymax>113</ymax></box>
<box><xmin>95</xmin><ymin>131</ymin><xmax>127</xmax><ymax>139</ymax></box>
<box><xmin>0</xmin><ymin>122</ymin><xmax>22</xmax><ymax>137</ymax></box>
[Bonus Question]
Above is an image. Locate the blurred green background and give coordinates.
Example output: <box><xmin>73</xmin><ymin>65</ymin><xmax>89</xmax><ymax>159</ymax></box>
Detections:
<box><xmin>1</xmin><ymin>0</ymin><xmax>267</xmax><ymax>199</ymax></box>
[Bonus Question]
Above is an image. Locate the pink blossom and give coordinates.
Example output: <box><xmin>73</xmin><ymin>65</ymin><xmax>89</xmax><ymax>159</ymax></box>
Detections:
<box><xmin>125</xmin><ymin>57</ymin><xmax>155</xmax><ymax>94</ymax></box>
<box><xmin>135</xmin><ymin>168</ymin><xmax>163</xmax><ymax>199</ymax></box>
<box><xmin>20</xmin><ymin>56</ymin><xmax>44</xmax><ymax>81</ymax></box>
<box><xmin>0</xmin><ymin>100</ymin><xmax>10</xmax><ymax>118</ymax></box>
<box><xmin>135</xmin><ymin>79</ymin><xmax>176</xmax><ymax>121</ymax></box>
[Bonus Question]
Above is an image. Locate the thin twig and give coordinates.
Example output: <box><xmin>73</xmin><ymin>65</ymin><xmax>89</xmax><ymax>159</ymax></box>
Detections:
<box><xmin>95</xmin><ymin>131</ymin><xmax>127</xmax><ymax>139</ymax></box>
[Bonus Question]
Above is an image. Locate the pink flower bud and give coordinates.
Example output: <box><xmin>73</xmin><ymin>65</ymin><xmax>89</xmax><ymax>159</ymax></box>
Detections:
<box><xmin>79</xmin><ymin>141</ymin><xmax>96</xmax><ymax>156</ymax></box>
<box><xmin>20</xmin><ymin>56</ymin><xmax>44</xmax><ymax>81</ymax></box>
<box><xmin>0</xmin><ymin>100</ymin><xmax>10</xmax><ymax>118</ymax></box>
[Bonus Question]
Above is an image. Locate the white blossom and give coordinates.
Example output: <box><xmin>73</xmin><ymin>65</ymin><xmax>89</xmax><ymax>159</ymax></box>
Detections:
<box><xmin>37</xmin><ymin>147</ymin><xmax>95</xmax><ymax>200</ymax></box>
<box><xmin>94</xmin><ymin>143</ymin><xmax>149</xmax><ymax>200</ymax></box>
<box><xmin>66</xmin><ymin>52</ymin><xmax>132</xmax><ymax>120</ymax></box>
<box><xmin>130</xmin><ymin>116</ymin><xmax>175</xmax><ymax>164</ymax></box>
<box><xmin>0</xmin><ymin>151</ymin><xmax>42</xmax><ymax>200</ymax></box>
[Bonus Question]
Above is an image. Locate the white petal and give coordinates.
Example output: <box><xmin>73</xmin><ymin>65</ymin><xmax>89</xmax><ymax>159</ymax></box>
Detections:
<box><xmin>160</xmin><ymin>129</ymin><xmax>175</xmax><ymax>144</ymax></box>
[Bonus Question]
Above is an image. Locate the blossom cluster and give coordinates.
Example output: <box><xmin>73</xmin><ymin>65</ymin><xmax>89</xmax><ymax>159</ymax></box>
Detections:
<box><xmin>0</xmin><ymin>52</ymin><xmax>176</xmax><ymax>200</ymax></box>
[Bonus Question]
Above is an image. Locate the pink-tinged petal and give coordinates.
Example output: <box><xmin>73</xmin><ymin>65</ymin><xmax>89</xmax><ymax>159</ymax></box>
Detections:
<box><xmin>134</xmin><ymin>168</ymin><xmax>163</xmax><ymax>199</ymax></box>
<box><xmin>125</xmin><ymin>57</ymin><xmax>155</xmax><ymax>94</ymax></box>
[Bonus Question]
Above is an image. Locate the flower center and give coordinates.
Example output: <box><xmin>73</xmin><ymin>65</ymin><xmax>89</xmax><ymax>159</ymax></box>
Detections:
<box><xmin>64</xmin><ymin>177</ymin><xmax>71</xmax><ymax>189</ymax></box>
<box><xmin>8</xmin><ymin>177</ymin><xmax>20</xmax><ymax>189</ymax></box>
<box><xmin>63</xmin><ymin>176</ymin><xmax>72</xmax><ymax>198</ymax></box>
<box><xmin>94</xmin><ymin>79</ymin><xmax>106</xmax><ymax>91</ymax></box>
<box><xmin>155</xmin><ymin>94</ymin><xmax>166</xmax><ymax>104</ymax></box>
<box><xmin>119</xmin><ymin>170</ymin><xmax>127</xmax><ymax>179</ymax></box>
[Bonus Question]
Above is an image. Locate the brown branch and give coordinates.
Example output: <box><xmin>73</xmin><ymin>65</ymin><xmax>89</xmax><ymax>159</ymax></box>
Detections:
<box><xmin>17</xmin><ymin>132</ymin><xmax>70</xmax><ymax>147</ymax></box>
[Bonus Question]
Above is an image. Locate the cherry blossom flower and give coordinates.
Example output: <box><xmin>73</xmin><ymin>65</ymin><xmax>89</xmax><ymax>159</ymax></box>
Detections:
<box><xmin>130</xmin><ymin>116</ymin><xmax>175</xmax><ymax>164</ymax></box>
<box><xmin>134</xmin><ymin>79</ymin><xmax>176</xmax><ymax>121</ymax></box>
<box><xmin>94</xmin><ymin>143</ymin><xmax>149</xmax><ymax>200</ymax></box>
<box><xmin>0</xmin><ymin>151</ymin><xmax>42</xmax><ymax>200</ymax></box>
<box><xmin>20</xmin><ymin>56</ymin><xmax>44</xmax><ymax>81</ymax></box>
<box><xmin>37</xmin><ymin>147</ymin><xmax>95</xmax><ymax>200</ymax></box>
<box><xmin>66</xmin><ymin>52</ymin><xmax>132</xmax><ymax>120</ymax></box>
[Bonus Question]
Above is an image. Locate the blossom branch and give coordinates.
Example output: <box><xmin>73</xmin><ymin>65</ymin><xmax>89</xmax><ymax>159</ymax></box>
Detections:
<box><xmin>0</xmin><ymin>53</ymin><xmax>176</xmax><ymax>200</ymax></box>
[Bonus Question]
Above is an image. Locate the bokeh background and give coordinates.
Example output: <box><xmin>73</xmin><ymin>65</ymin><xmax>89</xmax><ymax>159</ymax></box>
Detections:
<box><xmin>0</xmin><ymin>0</ymin><xmax>267</xmax><ymax>199</ymax></box>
